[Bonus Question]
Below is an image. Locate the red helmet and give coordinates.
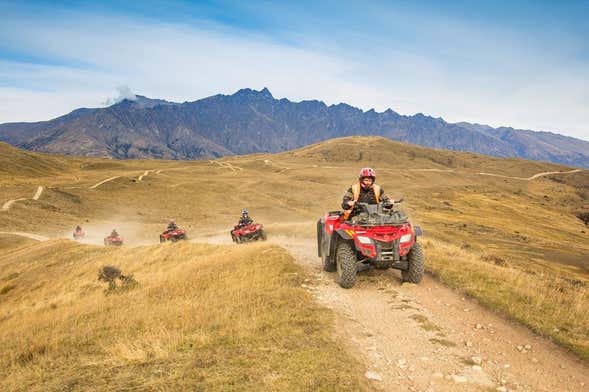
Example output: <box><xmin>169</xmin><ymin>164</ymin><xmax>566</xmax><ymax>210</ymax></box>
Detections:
<box><xmin>359</xmin><ymin>167</ymin><xmax>376</xmax><ymax>180</ymax></box>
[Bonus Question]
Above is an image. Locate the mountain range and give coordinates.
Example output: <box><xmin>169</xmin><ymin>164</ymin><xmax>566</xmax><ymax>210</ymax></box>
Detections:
<box><xmin>1</xmin><ymin>87</ymin><xmax>588</xmax><ymax>168</ymax></box>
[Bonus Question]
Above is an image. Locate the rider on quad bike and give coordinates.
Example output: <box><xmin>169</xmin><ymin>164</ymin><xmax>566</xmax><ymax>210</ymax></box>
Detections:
<box><xmin>342</xmin><ymin>167</ymin><xmax>392</xmax><ymax>219</ymax></box>
<box><xmin>237</xmin><ymin>209</ymin><xmax>253</xmax><ymax>227</ymax></box>
<box><xmin>73</xmin><ymin>225</ymin><xmax>85</xmax><ymax>240</ymax></box>
<box><xmin>318</xmin><ymin>167</ymin><xmax>425</xmax><ymax>288</ymax></box>
<box><xmin>104</xmin><ymin>229</ymin><xmax>124</xmax><ymax>246</ymax></box>
<box><xmin>159</xmin><ymin>220</ymin><xmax>188</xmax><ymax>243</ymax></box>
<box><xmin>231</xmin><ymin>209</ymin><xmax>266</xmax><ymax>243</ymax></box>
<box><xmin>166</xmin><ymin>220</ymin><xmax>179</xmax><ymax>232</ymax></box>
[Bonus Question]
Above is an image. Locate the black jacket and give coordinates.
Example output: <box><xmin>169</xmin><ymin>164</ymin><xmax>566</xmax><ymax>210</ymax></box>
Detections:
<box><xmin>238</xmin><ymin>216</ymin><xmax>253</xmax><ymax>226</ymax></box>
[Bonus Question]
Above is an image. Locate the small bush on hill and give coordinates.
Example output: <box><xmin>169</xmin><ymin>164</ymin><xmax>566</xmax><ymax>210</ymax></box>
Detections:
<box><xmin>98</xmin><ymin>265</ymin><xmax>138</xmax><ymax>294</ymax></box>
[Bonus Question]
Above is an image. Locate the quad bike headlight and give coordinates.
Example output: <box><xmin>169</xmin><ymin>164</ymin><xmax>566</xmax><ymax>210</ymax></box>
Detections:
<box><xmin>400</xmin><ymin>234</ymin><xmax>412</xmax><ymax>243</ymax></box>
<box><xmin>357</xmin><ymin>236</ymin><xmax>373</xmax><ymax>245</ymax></box>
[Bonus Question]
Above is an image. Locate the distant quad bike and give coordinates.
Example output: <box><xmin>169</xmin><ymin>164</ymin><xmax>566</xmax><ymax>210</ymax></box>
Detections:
<box><xmin>104</xmin><ymin>235</ymin><xmax>124</xmax><ymax>247</ymax></box>
<box><xmin>317</xmin><ymin>200</ymin><xmax>424</xmax><ymax>289</ymax></box>
<box><xmin>231</xmin><ymin>223</ymin><xmax>267</xmax><ymax>243</ymax></box>
<box><xmin>160</xmin><ymin>228</ymin><xmax>188</xmax><ymax>243</ymax></box>
<box><xmin>73</xmin><ymin>228</ymin><xmax>85</xmax><ymax>240</ymax></box>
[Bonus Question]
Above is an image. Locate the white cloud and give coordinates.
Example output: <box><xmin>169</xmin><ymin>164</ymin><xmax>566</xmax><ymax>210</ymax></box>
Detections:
<box><xmin>102</xmin><ymin>85</ymin><xmax>137</xmax><ymax>106</ymax></box>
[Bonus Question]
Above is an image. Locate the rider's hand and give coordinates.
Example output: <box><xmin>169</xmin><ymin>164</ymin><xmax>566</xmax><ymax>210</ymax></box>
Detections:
<box><xmin>347</xmin><ymin>200</ymin><xmax>355</xmax><ymax>207</ymax></box>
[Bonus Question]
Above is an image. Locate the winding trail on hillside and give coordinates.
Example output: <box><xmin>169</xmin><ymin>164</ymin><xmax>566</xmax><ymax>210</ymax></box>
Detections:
<box><xmin>0</xmin><ymin>231</ymin><xmax>49</xmax><ymax>241</ymax></box>
<box><xmin>269</xmin><ymin>234</ymin><xmax>589</xmax><ymax>391</ymax></box>
<box><xmin>210</xmin><ymin>160</ymin><xmax>243</xmax><ymax>172</ymax></box>
<box><xmin>89</xmin><ymin>176</ymin><xmax>120</xmax><ymax>189</ymax></box>
<box><xmin>1</xmin><ymin>186</ymin><xmax>44</xmax><ymax>211</ymax></box>
<box><xmin>478</xmin><ymin>169</ymin><xmax>582</xmax><ymax>181</ymax></box>
<box><xmin>137</xmin><ymin>169</ymin><xmax>157</xmax><ymax>181</ymax></box>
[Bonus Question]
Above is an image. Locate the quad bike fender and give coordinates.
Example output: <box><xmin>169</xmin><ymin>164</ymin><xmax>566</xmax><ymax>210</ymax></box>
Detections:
<box><xmin>317</xmin><ymin>219</ymin><xmax>324</xmax><ymax>257</ymax></box>
<box><xmin>335</xmin><ymin>229</ymin><xmax>353</xmax><ymax>240</ymax></box>
<box><xmin>317</xmin><ymin>220</ymin><xmax>334</xmax><ymax>257</ymax></box>
<box><xmin>325</xmin><ymin>229</ymin><xmax>353</xmax><ymax>259</ymax></box>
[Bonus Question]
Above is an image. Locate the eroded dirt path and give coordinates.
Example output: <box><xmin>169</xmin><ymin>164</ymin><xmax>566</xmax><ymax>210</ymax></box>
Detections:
<box><xmin>1</xmin><ymin>186</ymin><xmax>44</xmax><ymax>211</ymax></box>
<box><xmin>137</xmin><ymin>169</ymin><xmax>156</xmax><ymax>181</ymax></box>
<box><xmin>273</xmin><ymin>235</ymin><xmax>589</xmax><ymax>391</ymax></box>
<box><xmin>478</xmin><ymin>169</ymin><xmax>582</xmax><ymax>181</ymax></box>
<box><xmin>0</xmin><ymin>231</ymin><xmax>49</xmax><ymax>241</ymax></box>
<box><xmin>89</xmin><ymin>176</ymin><xmax>120</xmax><ymax>189</ymax></box>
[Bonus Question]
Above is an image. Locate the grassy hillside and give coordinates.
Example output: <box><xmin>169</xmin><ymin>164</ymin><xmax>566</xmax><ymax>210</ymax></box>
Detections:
<box><xmin>0</xmin><ymin>135</ymin><xmax>588</xmax><ymax>364</ymax></box>
<box><xmin>0</xmin><ymin>142</ymin><xmax>78</xmax><ymax>179</ymax></box>
<box><xmin>0</xmin><ymin>239</ymin><xmax>365</xmax><ymax>391</ymax></box>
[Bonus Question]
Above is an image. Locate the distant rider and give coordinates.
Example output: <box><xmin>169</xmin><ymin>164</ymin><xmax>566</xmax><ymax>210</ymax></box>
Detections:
<box><xmin>342</xmin><ymin>167</ymin><xmax>392</xmax><ymax>219</ymax></box>
<box><xmin>73</xmin><ymin>225</ymin><xmax>84</xmax><ymax>239</ymax></box>
<box><xmin>110</xmin><ymin>229</ymin><xmax>119</xmax><ymax>237</ymax></box>
<box><xmin>238</xmin><ymin>209</ymin><xmax>253</xmax><ymax>227</ymax></box>
<box><xmin>166</xmin><ymin>220</ymin><xmax>179</xmax><ymax>232</ymax></box>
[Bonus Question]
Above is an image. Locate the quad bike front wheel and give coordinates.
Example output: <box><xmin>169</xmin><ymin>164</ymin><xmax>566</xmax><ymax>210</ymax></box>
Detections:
<box><xmin>336</xmin><ymin>240</ymin><xmax>357</xmax><ymax>289</ymax></box>
<box><xmin>402</xmin><ymin>242</ymin><xmax>425</xmax><ymax>283</ymax></box>
<box><xmin>160</xmin><ymin>236</ymin><xmax>165</xmax><ymax>243</ymax></box>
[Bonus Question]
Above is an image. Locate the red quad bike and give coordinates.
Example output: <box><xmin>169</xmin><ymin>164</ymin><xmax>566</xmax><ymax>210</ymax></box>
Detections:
<box><xmin>160</xmin><ymin>228</ymin><xmax>188</xmax><ymax>243</ymax></box>
<box><xmin>104</xmin><ymin>235</ymin><xmax>124</xmax><ymax>246</ymax></box>
<box><xmin>231</xmin><ymin>223</ymin><xmax>267</xmax><ymax>243</ymax></box>
<box><xmin>73</xmin><ymin>228</ymin><xmax>85</xmax><ymax>240</ymax></box>
<box><xmin>317</xmin><ymin>200</ymin><xmax>425</xmax><ymax>289</ymax></box>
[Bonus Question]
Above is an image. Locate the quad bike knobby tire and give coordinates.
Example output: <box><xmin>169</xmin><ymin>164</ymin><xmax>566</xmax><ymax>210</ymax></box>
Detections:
<box><xmin>160</xmin><ymin>235</ymin><xmax>165</xmax><ymax>243</ymax></box>
<box><xmin>260</xmin><ymin>230</ymin><xmax>267</xmax><ymax>241</ymax></box>
<box><xmin>402</xmin><ymin>242</ymin><xmax>425</xmax><ymax>283</ymax></box>
<box><xmin>336</xmin><ymin>240</ymin><xmax>357</xmax><ymax>289</ymax></box>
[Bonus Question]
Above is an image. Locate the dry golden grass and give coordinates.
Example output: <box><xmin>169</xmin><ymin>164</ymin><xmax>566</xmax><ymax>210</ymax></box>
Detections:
<box><xmin>0</xmin><ymin>135</ymin><xmax>588</xmax><ymax>368</ymax></box>
<box><xmin>0</xmin><ymin>239</ymin><xmax>366</xmax><ymax>391</ymax></box>
<box><xmin>422</xmin><ymin>238</ymin><xmax>589</xmax><ymax>361</ymax></box>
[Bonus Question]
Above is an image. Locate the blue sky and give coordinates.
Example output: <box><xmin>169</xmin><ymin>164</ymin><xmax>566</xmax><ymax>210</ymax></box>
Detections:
<box><xmin>0</xmin><ymin>0</ymin><xmax>587</xmax><ymax>140</ymax></box>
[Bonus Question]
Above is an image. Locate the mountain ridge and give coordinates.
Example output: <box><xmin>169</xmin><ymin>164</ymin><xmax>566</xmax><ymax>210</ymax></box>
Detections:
<box><xmin>1</xmin><ymin>87</ymin><xmax>588</xmax><ymax>167</ymax></box>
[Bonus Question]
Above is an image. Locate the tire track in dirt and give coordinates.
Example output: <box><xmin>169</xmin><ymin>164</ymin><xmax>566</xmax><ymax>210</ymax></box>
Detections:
<box><xmin>0</xmin><ymin>231</ymin><xmax>49</xmax><ymax>241</ymax></box>
<box><xmin>138</xmin><ymin>169</ymin><xmax>157</xmax><ymax>182</ymax></box>
<box><xmin>1</xmin><ymin>186</ymin><xmax>44</xmax><ymax>211</ymax></box>
<box><xmin>272</xmin><ymin>234</ymin><xmax>589</xmax><ymax>391</ymax></box>
<box><xmin>478</xmin><ymin>169</ymin><xmax>582</xmax><ymax>181</ymax></box>
<box><xmin>89</xmin><ymin>176</ymin><xmax>120</xmax><ymax>189</ymax></box>
<box><xmin>210</xmin><ymin>160</ymin><xmax>243</xmax><ymax>172</ymax></box>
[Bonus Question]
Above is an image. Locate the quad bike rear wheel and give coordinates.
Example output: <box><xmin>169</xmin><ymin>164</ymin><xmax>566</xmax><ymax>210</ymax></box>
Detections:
<box><xmin>260</xmin><ymin>230</ymin><xmax>267</xmax><ymax>241</ymax></box>
<box><xmin>402</xmin><ymin>242</ymin><xmax>425</xmax><ymax>283</ymax></box>
<box><xmin>336</xmin><ymin>240</ymin><xmax>357</xmax><ymax>289</ymax></box>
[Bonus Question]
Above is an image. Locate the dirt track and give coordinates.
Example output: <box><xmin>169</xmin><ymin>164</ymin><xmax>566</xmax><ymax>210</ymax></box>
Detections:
<box><xmin>1</xmin><ymin>186</ymin><xmax>44</xmax><ymax>211</ymax></box>
<box><xmin>274</xmin><ymin>235</ymin><xmax>589</xmax><ymax>391</ymax></box>
<box><xmin>478</xmin><ymin>169</ymin><xmax>582</xmax><ymax>181</ymax></box>
<box><xmin>0</xmin><ymin>231</ymin><xmax>49</xmax><ymax>241</ymax></box>
<box><xmin>89</xmin><ymin>176</ymin><xmax>120</xmax><ymax>189</ymax></box>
